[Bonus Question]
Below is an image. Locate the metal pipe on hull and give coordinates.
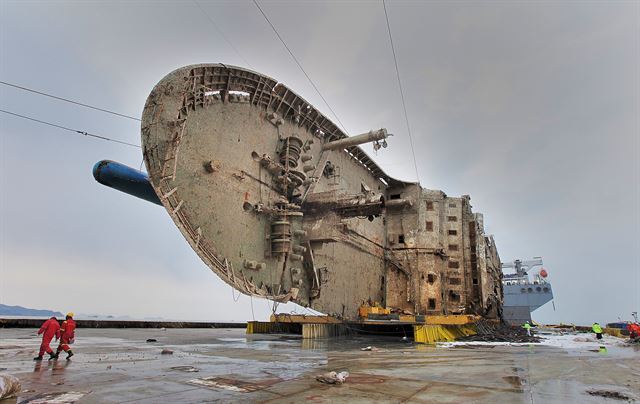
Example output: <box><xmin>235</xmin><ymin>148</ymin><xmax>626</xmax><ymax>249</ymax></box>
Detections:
<box><xmin>92</xmin><ymin>160</ymin><xmax>161</xmax><ymax>205</ymax></box>
<box><xmin>321</xmin><ymin>129</ymin><xmax>389</xmax><ymax>151</ymax></box>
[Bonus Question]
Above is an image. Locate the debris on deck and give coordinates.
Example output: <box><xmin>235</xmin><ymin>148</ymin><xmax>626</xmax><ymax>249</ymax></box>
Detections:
<box><xmin>186</xmin><ymin>376</ymin><xmax>281</xmax><ymax>392</ymax></box>
<box><xmin>170</xmin><ymin>366</ymin><xmax>200</xmax><ymax>372</ymax></box>
<box><xmin>316</xmin><ymin>371</ymin><xmax>350</xmax><ymax>385</ymax></box>
<box><xmin>587</xmin><ymin>389</ymin><xmax>633</xmax><ymax>401</ymax></box>
<box><xmin>19</xmin><ymin>391</ymin><xmax>90</xmax><ymax>403</ymax></box>
<box><xmin>456</xmin><ymin>320</ymin><xmax>541</xmax><ymax>343</ymax></box>
<box><xmin>0</xmin><ymin>373</ymin><xmax>21</xmax><ymax>399</ymax></box>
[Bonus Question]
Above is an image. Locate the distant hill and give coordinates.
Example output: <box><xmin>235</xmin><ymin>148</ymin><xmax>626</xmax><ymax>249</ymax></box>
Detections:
<box><xmin>0</xmin><ymin>304</ymin><xmax>63</xmax><ymax>317</ymax></box>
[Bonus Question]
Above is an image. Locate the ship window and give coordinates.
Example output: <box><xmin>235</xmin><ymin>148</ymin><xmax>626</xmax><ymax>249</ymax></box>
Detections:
<box><xmin>448</xmin><ymin>244</ymin><xmax>459</xmax><ymax>251</ymax></box>
<box><xmin>449</xmin><ymin>203</ymin><xmax>457</xmax><ymax>208</ymax></box>
<box><xmin>426</xmin><ymin>201</ymin><xmax>434</xmax><ymax>211</ymax></box>
<box><xmin>448</xmin><ymin>229</ymin><xmax>457</xmax><ymax>236</ymax></box>
<box><xmin>448</xmin><ymin>261</ymin><xmax>459</xmax><ymax>269</ymax></box>
<box><xmin>473</xmin><ymin>278</ymin><xmax>478</xmax><ymax>285</ymax></box>
<box><xmin>390</xmin><ymin>193</ymin><xmax>402</xmax><ymax>200</ymax></box>
<box><xmin>449</xmin><ymin>278</ymin><xmax>461</xmax><ymax>285</ymax></box>
<box><xmin>447</xmin><ymin>216</ymin><xmax>457</xmax><ymax>222</ymax></box>
<box><xmin>398</xmin><ymin>234</ymin><xmax>405</xmax><ymax>244</ymax></box>
<box><xmin>449</xmin><ymin>291</ymin><xmax>461</xmax><ymax>302</ymax></box>
<box><xmin>428</xmin><ymin>299</ymin><xmax>436</xmax><ymax>310</ymax></box>
<box><xmin>427</xmin><ymin>274</ymin><xmax>436</xmax><ymax>284</ymax></box>
<box><xmin>527</xmin><ymin>287</ymin><xmax>533</xmax><ymax>293</ymax></box>
<box><xmin>536</xmin><ymin>286</ymin><xmax>541</xmax><ymax>292</ymax></box>
<box><xmin>426</xmin><ymin>221</ymin><xmax>433</xmax><ymax>231</ymax></box>
<box><xmin>521</xmin><ymin>288</ymin><xmax>526</xmax><ymax>293</ymax></box>
<box><xmin>543</xmin><ymin>287</ymin><xmax>549</xmax><ymax>292</ymax></box>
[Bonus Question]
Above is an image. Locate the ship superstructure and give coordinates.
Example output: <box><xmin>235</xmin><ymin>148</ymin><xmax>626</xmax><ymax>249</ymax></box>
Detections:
<box><xmin>501</xmin><ymin>257</ymin><xmax>553</xmax><ymax>324</ymax></box>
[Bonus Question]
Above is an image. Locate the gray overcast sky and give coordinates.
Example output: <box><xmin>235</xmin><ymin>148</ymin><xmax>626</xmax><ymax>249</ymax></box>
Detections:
<box><xmin>0</xmin><ymin>0</ymin><xmax>638</xmax><ymax>324</ymax></box>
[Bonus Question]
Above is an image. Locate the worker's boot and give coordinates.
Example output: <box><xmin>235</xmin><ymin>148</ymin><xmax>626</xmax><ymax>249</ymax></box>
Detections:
<box><xmin>66</xmin><ymin>350</ymin><xmax>74</xmax><ymax>360</ymax></box>
<box><xmin>33</xmin><ymin>356</ymin><xmax>43</xmax><ymax>361</ymax></box>
<box><xmin>49</xmin><ymin>352</ymin><xmax>58</xmax><ymax>360</ymax></box>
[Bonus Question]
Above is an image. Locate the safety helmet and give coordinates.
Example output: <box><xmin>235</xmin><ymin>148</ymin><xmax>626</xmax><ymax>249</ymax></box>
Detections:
<box><xmin>66</xmin><ymin>312</ymin><xmax>74</xmax><ymax>318</ymax></box>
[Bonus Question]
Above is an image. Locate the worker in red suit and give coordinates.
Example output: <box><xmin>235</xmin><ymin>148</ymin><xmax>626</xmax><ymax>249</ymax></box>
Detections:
<box><xmin>34</xmin><ymin>316</ymin><xmax>60</xmax><ymax>361</ymax></box>
<box><xmin>54</xmin><ymin>312</ymin><xmax>77</xmax><ymax>360</ymax></box>
<box><xmin>627</xmin><ymin>323</ymin><xmax>640</xmax><ymax>340</ymax></box>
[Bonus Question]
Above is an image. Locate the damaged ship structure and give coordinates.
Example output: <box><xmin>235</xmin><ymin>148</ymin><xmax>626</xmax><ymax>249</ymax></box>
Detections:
<box><xmin>94</xmin><ymin>64</ymin><xmax>504</xmax><ymax>341</ymax></box>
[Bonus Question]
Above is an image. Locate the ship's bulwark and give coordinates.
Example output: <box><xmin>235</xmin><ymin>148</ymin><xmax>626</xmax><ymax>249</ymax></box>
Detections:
<box><xmin>98</xmin><ymin>63</ymin><xmax>506</xmax><ymax>320</ymax></box>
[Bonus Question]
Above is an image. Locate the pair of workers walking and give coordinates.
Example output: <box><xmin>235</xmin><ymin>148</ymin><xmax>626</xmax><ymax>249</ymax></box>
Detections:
<box><xmin>34</xmin><ymin>312</ymin><xmax>76</xmax><ymax>361</ymax></box>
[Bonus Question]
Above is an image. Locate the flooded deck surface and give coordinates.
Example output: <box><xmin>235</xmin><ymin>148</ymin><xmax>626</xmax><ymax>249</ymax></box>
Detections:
<box><xmin>1</xmin><ymin>328</ymin><xmax>638</xmax><ymax>403</ymax></box>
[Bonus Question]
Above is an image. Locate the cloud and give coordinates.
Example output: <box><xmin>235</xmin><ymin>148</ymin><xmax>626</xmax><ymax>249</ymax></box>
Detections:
<box><xmin>1</xmin><ymin>1</ymin><xmax>638</xmax><ymax>325</ymax></box>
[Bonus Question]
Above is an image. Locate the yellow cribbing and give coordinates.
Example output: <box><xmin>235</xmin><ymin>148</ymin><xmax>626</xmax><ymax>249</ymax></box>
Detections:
<box><xmin>413</xmin><ymin>324</ymin><xmax>477</xmax><ymax>343</ymax></box>
<box><xmin>425</xmin><ymin>315</ymin><xmax>479</xmax><ymax>325</ymax></box>
<box><xmin>302</xmin><ymin>323</ymin><xmax>347</xmax><ymax>339</ymax></box>
<box><xmin>246</xmin><ymin>321</ymin><xmax>276</xmax><ymax>334</ymax></box>
<box><xmin>270</xmin><ymin>314</ymin><xmax>341</xmax><ymax>324</ymax></box>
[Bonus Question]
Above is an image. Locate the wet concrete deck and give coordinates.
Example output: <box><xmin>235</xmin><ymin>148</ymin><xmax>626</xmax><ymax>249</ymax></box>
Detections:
<box><xmin>1</xmin><ymin>328</ymin><xmax>638</xmax><ymax>403</ymax></box>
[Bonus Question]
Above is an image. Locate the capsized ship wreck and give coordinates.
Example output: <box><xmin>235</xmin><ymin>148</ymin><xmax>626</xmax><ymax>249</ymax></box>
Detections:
<box><xmin>94</xmin><ymin>64</ymin><xmax>504</xmax><ymax>322</ymax></box>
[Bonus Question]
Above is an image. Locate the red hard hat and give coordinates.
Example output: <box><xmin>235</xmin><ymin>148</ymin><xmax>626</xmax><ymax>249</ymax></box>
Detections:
<box><xmin>539</xmin><ymin>269</ymin><xmax>548</xmax><ymax>278</ymax></box>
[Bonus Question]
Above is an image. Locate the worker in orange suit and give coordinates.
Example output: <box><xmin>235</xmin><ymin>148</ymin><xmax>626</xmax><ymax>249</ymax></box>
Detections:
<box><xmin>627</xmin><ymin>323</ymin><xmax>640</xmax><ymax>340</ymax></box>
<box><xmin>55</xmin><ymin>312</ymin><xmax>77</xmax><ymax>360</ymax></box>
<box><xmin>34</xmin><ymin>316</ymin><xmax>60</xmax><ymax>361</ymax></box>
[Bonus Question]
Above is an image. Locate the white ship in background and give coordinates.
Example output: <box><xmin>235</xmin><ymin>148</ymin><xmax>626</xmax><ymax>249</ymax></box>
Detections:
<box><xmin>501</xmin><ymin>257</ymin><xmax>554</xmax><ymax>324</ymax></box>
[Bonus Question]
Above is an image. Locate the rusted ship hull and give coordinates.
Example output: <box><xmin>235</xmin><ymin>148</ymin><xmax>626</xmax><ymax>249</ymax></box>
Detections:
<box><xmin>135</xmin><ymin>64</ymin><xmax>502</xmax><ymax>320</ymax></box>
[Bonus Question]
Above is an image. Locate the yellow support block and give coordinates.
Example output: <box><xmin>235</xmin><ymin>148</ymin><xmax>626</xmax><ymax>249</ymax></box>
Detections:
<box><xmin>270</xmin><ymin>314</ymin><xmax>341</xmax><ymax>324</ymax></box>
<box><xmin>246</xmin><ymin>321</ymin><xmax>274</xmax><ymax>334</ymax></box>
<box><xmin>425</xmin><ymin>315</ymin><xmax>479</xmax><ymax>325</ymax></box>
<box><xmin>413</xmin><ymin>324</ymin><xmax>477</xmax><ymax>343</ymax></box>
<box><xmin>246</xmin><ymin>321</ymin><xmax>257</xmax><ymax>334</ymax></box>
<box><xmin>399</xmin><ymin>315</ymin><xmax>416</xmax><ymax>323</ymax></box>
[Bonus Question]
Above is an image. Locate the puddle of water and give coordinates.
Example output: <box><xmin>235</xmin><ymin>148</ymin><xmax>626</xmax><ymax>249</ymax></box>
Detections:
<box><xmin>186</xmin><ymin>376</ymin><xmax>282</xmax><ymax>392</ymax></box>
<box><xmin>19</xmin><ymin>391</ymin><xmax>89</xmax><ymax>403</ymax></box>
<box><xmin>169</xmin><ymin>365</ymin><xmax>199</xmax><ymax>372</ymax></box>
